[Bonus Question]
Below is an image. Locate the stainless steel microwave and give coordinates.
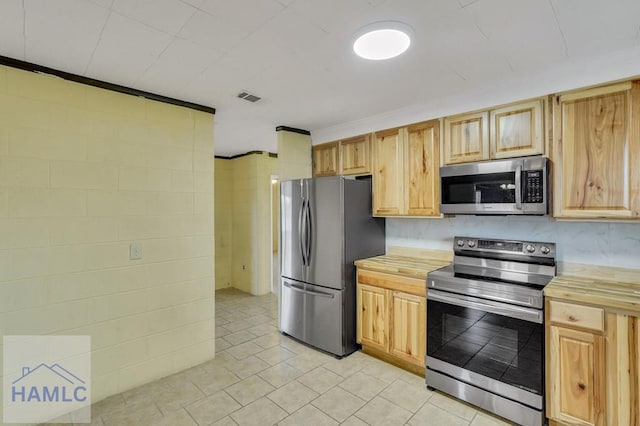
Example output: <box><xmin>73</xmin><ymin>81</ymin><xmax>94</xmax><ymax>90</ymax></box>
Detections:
<box><xmin>440</xmin><ymin>156</ymin><xmax>549</xmax><ymax>215</ymax></box>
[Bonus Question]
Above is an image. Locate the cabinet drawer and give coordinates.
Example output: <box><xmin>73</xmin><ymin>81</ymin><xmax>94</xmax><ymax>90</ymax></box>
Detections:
<box><xmin>548</xmin><ymin>300</ymin><xmax>604</xmax><ymax>332</ymax></box>
<box><xmin>357</xmin><ymin>269</ymin><xmax>425</xmax><ymax>297</ymax></box>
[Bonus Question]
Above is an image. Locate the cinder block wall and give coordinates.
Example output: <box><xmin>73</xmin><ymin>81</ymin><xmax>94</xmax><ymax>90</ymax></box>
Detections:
<box><xmin>215</xmin><ymin>153</ymin><xmax>276</xmax><ymax>295</ymax></box>
<box><xmin>0</xmin><ymin>65</ymin><xmax>215</xmax><ymax>408</ymax></box>
<box><xmin>214</xmin><ymin>158</ymin><xmax>232</xmax><ymax>290</ymax></box>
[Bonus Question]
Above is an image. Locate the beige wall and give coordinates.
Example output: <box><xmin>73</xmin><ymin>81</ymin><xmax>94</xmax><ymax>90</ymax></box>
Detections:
<box><xmin>231</xmin><ymin>154</ymin><xmax>258</xmax><ymax>293</ymax></box>
<box><xmin>214</xmin><ymin>158</ymin><xmax>232</xmax><ymax>290</ymax></box>
<box><xmin>256</xmin><ymin>154</ymin><xmax>277</xmax><ymax>295</ymax></box>
<box><xmin>215</xmin><ymin>152</ymin><xmax>276</xmax><ymax>295</ymax></box>
<box><xmin>0</xmin><ymin>65</ymin><xmax>215</xmax><ymax>407</ymax></box>
<box><xmin>273</xmin><ymin>129</ymin><xmax>310</xmax><ymax>296</ymax></box>
<box><xmin>277</xmin><ymin>129</ymin><xmax>311</xmax><ymax>180</ymax></box>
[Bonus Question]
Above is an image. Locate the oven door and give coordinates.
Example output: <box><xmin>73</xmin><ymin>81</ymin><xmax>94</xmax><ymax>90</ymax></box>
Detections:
<box><xmin>426</xmin><ymin>289</ymin><xmax>544</xmax><ymax>410</ymax></box>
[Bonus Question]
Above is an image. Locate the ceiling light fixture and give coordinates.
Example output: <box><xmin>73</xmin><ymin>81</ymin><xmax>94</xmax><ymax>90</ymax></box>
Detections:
<box><xmin>353</xmin><ymin>21</ymin><xmax>413</xmax><ymax>60</ymax></box>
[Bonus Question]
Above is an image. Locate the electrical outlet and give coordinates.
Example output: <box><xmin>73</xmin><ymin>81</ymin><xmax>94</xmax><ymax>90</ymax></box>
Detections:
<box><xmin>129</xmin><ymin>242</ymin><xmax>142</xmax><ymax>260</ymax></box>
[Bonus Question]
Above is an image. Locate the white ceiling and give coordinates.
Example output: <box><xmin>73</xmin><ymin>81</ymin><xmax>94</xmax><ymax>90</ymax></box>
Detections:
<box><xmin>0</xmin><ymin>0</ymin><xmax>639</xmax><ymax>156</ymax></box>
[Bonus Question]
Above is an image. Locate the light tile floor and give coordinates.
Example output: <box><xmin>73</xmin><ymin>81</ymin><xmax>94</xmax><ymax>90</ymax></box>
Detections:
<box><xmin>82</xmin><ymin>288</ymin><xmax>517</xmax><ymax>426</ymax></box>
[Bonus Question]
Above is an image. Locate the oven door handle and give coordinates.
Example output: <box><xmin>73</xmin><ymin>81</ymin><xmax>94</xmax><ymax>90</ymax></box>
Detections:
<box><xmin>427</xmin><ymin>289</ymin><xmax>543</xmax><ymax>323</ymax></box>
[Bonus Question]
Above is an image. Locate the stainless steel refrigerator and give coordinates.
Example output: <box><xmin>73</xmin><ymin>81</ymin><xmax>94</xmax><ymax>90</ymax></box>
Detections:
<box><xmin>279</xmin><ymin>176</ymin><xmax>385</xmax><ymax>357</ymax></box>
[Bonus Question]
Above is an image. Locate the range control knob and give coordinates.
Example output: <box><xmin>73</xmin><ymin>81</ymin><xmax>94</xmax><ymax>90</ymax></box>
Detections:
<box><xmin>456</xmin><ymin>239</ymin><xmax>465</xmax><ymax>247</ymax></box>
<box><xmin>540</xmin><ymin>246</ymin><xmax>550</xmax><ymax>254</ymax></box>
<box><xmin>525</xmin><ymin>244</ymin><xmax>536</xmax><ymax>253</ymax></box>
<box><xmin>467</xmin><ymin>240</ymin><xmax>476</xmax><ymax>248</ymax></box>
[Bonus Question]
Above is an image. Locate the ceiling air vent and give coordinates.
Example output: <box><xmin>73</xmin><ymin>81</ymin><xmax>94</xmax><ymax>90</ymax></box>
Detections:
<box><xmin>237</xmin><ymin>91</ymin><xmax>262</xmax><ymax>103</ymax></box>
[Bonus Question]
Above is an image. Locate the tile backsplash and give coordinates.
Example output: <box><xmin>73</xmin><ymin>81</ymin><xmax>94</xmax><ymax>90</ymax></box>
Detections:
<box><xmin>386</xmin><ymin>216</ymin><xmax>640</xmax><ymax>269</ymax></box>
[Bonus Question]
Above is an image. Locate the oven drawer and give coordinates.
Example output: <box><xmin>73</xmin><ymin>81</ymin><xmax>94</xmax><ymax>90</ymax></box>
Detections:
<box><xmin>548</xmin><ymin>300</ymin><xmax>604</xmax><ymax>332</ymax></box>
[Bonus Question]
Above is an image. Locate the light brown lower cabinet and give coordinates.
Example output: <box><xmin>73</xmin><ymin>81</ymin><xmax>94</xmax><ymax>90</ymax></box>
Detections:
<box><xmin>605</xmin><ymin>313</ymin><xmax>640</xmax><ymax>426</ymax></box>
<box><xmin>389</xmin><ymin>291</ymin><xmax>426</xmax><ymax>367</ymax></box>
<box><xmin>357</xmin><ymin>283</ymin><xmax>388</xmax><ymax>353</ymax></box>
<box><xmin>547</xmin><ymin>324</ymin><xmax>605</xmax><ymax>425</ymax></box>
<box><xmin>546</xmin><ymin>298</ymin><xmax>640</xmax><ymax>426</ymax></box>
<box><xmin>356</xmin><ymin>268</ymin><xmax>426</xmax><ymax>376</ymax></box>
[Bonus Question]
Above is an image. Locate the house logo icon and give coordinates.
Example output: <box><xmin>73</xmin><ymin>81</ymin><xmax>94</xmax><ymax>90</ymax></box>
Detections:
<box><xmin>3</xmin><ymin>335</ymin><xmax>91</xmax><ymax>423</ymax></box>
<box><xmin>11</xmin><ymin>363</ymin><xmax>88</xmax><ymax>403</ymax></box>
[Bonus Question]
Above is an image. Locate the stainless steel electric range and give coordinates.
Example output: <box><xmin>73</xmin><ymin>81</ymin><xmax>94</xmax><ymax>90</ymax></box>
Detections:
<box><xmin>426</xmin><ymin>236</ymin><xmax>556</xmax><ymax>426</ymax></box>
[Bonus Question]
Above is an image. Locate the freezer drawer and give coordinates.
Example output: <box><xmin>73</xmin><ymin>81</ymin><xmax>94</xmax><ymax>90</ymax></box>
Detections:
<box><xmin>280</xmin><ymin>278</ymin><xmax>344</xmax><ymax>356</ymax></box>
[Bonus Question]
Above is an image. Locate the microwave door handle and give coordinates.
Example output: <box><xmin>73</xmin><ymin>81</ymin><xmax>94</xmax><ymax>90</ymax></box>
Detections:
<box><xmin>515</xmin><ymin>164</ymin><xmax>522</xmax><ymax>210</ymax></box>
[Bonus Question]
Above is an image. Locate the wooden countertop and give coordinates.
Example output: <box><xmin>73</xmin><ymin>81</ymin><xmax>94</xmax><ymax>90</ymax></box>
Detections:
<box><xmin>545</xmin><ymin>275</ymin><xmax>640</xmax><ymax>314</ymax></box>
<box><xmin>357</xmin><ymin>248</ymin><xmax>640</xmax><ymax>314</ymax></box>
<box><xmin>354</xmin><ymin>253</ymin><xmax>450</xmax><ymax>280</ymax></box>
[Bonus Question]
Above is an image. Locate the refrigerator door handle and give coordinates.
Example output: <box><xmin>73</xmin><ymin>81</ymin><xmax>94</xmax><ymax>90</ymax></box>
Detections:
<box><xmin>304</xmin><ymin>198</ymin><xmax>311</xmax><ymax>266</ymax></box>
<box><xmin>305</xmin><ymin>196</ymin><xmax>312</xmax><ymax>266</ymax></box>
<box><xmin>298</xmin><ymin>199</ymin><xmax>307</xmax><ymax>266</ymax></box>
<box><xmin>283</xmin><ymin>281</ymin><xmax>335</xmax><ymax>299</ymax></box>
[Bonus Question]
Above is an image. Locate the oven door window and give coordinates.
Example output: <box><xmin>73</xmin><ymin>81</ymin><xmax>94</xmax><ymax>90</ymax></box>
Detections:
<box><xmin>427</xmin><ymin>299</ymin><xmax>543</xmax><ymax>395</ymax></box>
<box><xmin>441</xmin><ymin>172</ymin><xmax>517</xmax><ymax>204</ymax></box>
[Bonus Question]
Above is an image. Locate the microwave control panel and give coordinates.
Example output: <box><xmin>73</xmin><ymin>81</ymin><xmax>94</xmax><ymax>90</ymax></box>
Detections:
<box><xmin>523</xmin><ymin>170</ymin><xmax>544</xmax><ymax>203</ymax></box>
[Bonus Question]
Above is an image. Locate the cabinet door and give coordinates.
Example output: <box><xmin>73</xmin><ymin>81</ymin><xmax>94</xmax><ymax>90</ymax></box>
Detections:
<box><xmin>356</xmin><ymin>283</ymin><xmax>388</xmax><ymax>352</ymax></box>
<box><xmin>605</xmin><ymin>313</ymin><xmax>637</xmax><ymax>426</ymax></box>
<box><xmin>372</xmin><ymin>128</ymin><xmax>405</xmax><ymax>215</ymax></box>
<box><xmin>548</xmin><ymin>325</ymin><xmax>605</xmax><ymax>426</ymax></box>
<box><xmin>553</xmin><ymin>82</ymin><xmax>640</xmax><ymax>218</ymax></box>
<box><xmin>312</xmin><ymin>142</ymin><xmax>338</xmax><ymax>177</ymax></box>
<box><xmin>443</xmin><ymin>111</ymin><xmax>489</xmax><ymax>164</ymax></box>
<box><xmin>339</xmin><ymin>134</ymin><xmax>370</xmax><ymax>175</ymax></box>
<box><xmin>389</xmin><ymin>291</ymin><xmax>426</xmax><ymax>367</ymax></box>
<box><xmin>490</xmin><ymin>99</ymin><xmax>544</xmax><ymax>159</ymax></box>
<box><xmin>636</xmin><ymin>317</ymin><xmax>640</xmax><ymax>426</ymax></box>
<box><xmin>405</xmin><ymin>120</ymin><xmax>440</xmax><ymax>216</ymax></box>
<box><xmin>631</xmin><ymin>317</ymin><xmax>640</xmax><ymax>424</ymax></box>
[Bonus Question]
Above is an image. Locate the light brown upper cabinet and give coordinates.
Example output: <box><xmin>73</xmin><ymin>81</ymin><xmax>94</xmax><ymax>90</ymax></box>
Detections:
<box><xmin>405</xmin><ymin>121</ymin><xmax>441</xmax><ymax>216</ymax></box>
<box><xmin>443</xmin><ymin>99</ymin><xmax>545</xmax><ymax>165</ymax></box>
<box><xmin>312</xmin><ymin>135</ymin><xmax>371</xmax><ymax>177</ymax></box>
<box><xmin>443</xmin><ymin>111</ymin><xmax>489</xmax><ymax>164</ymax></box>
<box><xmin>339</xmin><ymin>134</ymin><xmax>371</xmax><ymax>175</ymax></box>
<box><xmin>490</xmin><ymin>99</ymin><xmax>544</xmax><ymax>158</ymax></box>
<box><xmin>372</xmin><ymin>120</ymin><xmax>440</xmax><ymax>217</ymax></box>
<box><xmin>312</xmin><ymin>142</ymin><xmax>338</xmax><ymax>177</ymax></box>
<box><xmin>552</xmin><ymin>81</ymin><xmax>640</xmax><ymax>219</ymax></box>
<box><xmin>372</xmin><ymin>127</ymin><xmax>404</xmax><ymax>215</ymax></box>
